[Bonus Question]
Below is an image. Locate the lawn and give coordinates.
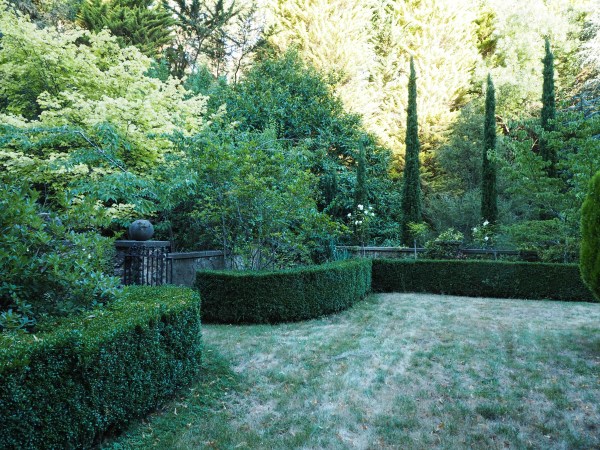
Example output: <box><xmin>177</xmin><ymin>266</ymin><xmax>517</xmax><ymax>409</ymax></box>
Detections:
<box><xmin>107</xmin><ymin>294</ymin><xmax>600</xmax><ymax>449</ymax></box>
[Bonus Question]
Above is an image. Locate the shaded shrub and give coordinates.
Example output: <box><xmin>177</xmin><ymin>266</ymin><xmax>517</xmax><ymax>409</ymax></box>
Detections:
<box><xmin>423</xmin><ymin>228</ymin><xmax>464</xmax><ymax>259</ymax></box>
<box><xmin>196</xmin><ymin>259</ymin><xmax>372</xmax><ymax>323</ymax></box>
<box><xmin>0</xmin><ymin>184</ymin><xmax>118</xmax><ymax>331</ymax></box>
<box><xmin>580</xmin><ymin>170</ymin><xmax>600</xmax><ymax>300</ymax></box>
<box><xmin>0</xmin><ymin>286</ymin><xmax>202</xmax><ymax>449</ymax></box>
<box><xmin>373</xmin><ymin>259</ymin><xmax>594</xmax><ymax>301</ymax></box>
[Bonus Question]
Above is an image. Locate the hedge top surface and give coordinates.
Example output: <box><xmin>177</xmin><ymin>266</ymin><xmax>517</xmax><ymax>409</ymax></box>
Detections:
<box><xmin>197</xmin><ymin>258</ymin><xmax>370</xmax><ymax>278</ymax></box>
<box><xmin>375</xmin><ymin>258</ymin><xmax>580</xmax><ymax>268</ymax></box>
<box><xmin>0</xmin><ymin>285</ymin><xmax>200</xmax><ymax>370</ymax></box>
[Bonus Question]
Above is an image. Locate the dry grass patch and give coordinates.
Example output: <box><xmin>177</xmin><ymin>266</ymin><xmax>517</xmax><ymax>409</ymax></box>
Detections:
<box><xmin>107</xmin><ymin>294</ymin><xmax>600</xmax><ymax>449</ymax></box>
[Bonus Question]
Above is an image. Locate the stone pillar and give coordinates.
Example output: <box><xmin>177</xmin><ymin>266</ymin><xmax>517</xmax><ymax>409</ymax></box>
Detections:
<box><xmin>115</xmin><ymin>240</ymin><xmax>171</xmax><ymax>286</ymax></box>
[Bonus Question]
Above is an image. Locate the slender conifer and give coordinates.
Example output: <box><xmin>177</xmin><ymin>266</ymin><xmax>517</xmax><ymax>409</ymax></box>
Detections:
<box><xmin>481</xmin><ymin>74</ymin><xmax>498</xmax><ymax>223</ymax></box>
<box><xmin>540</xmin><ymin>37</ymin><xmax>557</xmax><ymax>177</ymax></box>
<box><xmin>355</xmin><ymin>139</ymin><xmax>368</xmax><ymax>209</ymax></box>
<box><xmin>401</xmin><ymin>57</ymin><xmax>423</xmax><ymax>243</ymax></box>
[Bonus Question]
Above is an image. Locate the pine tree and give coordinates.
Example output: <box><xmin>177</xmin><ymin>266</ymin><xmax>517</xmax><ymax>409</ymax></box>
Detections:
<box><xmin>162</xmin><ymin>0</ymin><xmax>238</xmax><ymax>78</ymax></box>
<box><xmin>79</xmin><ymin>0</ymin><xmax>175</xmax><ymax>57</ymax></box>
<box><xmin>540</xmin><ymin>37</ymin><xmax>557</xmax><ymax>177</ymax></box>
<box><xmin>401</xmin><ymin>57</ymin><xmax>422</xmax><ymax>244</ymax></box>
<box><xmin>481</xmin><ymin>74</ymin><xmax>498</xmax><ymax>223</ymax></box>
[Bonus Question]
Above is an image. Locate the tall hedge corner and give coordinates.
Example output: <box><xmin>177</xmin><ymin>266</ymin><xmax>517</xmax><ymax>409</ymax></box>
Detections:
<box><xmin>581</xmin><ymin>170</ymin><xmax>600</xmax><ymax>301</ymax></box>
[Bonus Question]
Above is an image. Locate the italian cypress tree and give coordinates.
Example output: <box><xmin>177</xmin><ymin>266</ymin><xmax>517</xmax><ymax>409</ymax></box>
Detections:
<box><xmin>540</xmin><ymin>37</ymin><xmax>557</xmax><ymax>177</ymax></box>
<box><xmin>355</xmin><ymin>139</ymin><xmax>368</xmax><ymax>208</ymax></box>
<box><xmin>481</xmin><ymin>74</ymin><xmax>498</xmax><ymax>223</ymax></box>
<box><xmin>580</xmin><ymin>170</ymin><xmax>600</xmax><ymax>301</ymax></box>
<box><xmin>353</xmin><ymin>138</ymin><xmax>370</xmax><ymax>245</ymax></box>
<box><xmin>401</xmin><ymin>57</ymin><xmax>423</xmax><ymax>244</ymax></box>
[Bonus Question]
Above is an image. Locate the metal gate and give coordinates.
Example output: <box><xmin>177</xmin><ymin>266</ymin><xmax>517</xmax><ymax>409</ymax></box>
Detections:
<box><xmin>120</xmin><ymin>243</ymin><xmax>172</xmax><ymax>286</ymax></box>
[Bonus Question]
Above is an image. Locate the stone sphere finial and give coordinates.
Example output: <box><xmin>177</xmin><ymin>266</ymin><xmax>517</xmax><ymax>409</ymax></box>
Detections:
<box><xmin>128</xmin><ymin>219</ymin><xmax>154</xmax><ymax>241</ymax></box>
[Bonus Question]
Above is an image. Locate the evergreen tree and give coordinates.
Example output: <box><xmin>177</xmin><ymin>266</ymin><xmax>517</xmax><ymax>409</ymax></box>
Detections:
<box><xmin>580</xmin><ymin>169</ymin><xmax>600</xmax><ymax>301</ymax></box>
<box><xmin>355</xmin><ymin>138</ymin><xmax>368</xmax><ymax>208</ymax></box>
<box><xmin>481</xmin><ymin>74</ymin><xmax>498</xmax><ymax>223</ymax></box>
<box><xmin>540</xmin><ymin>37</ymin><xmax>557</xmax><ymax>177</ymax></box>
<box><xmin>162</xmin><ymin>0</ymin><xmax>238</xmax><ymax>78</ymax></box>
<box><xmin>401</xmin><ymin>57</ymin><xmax>422</xmax><ymax>244</ymax></box>
<box><xmin>79</xmin><ymin>0</ymin><xmax>175</xmax><ymax>57</ymax></box>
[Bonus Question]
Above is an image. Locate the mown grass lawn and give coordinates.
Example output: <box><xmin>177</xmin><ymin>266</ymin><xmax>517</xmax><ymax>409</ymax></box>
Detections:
<box><xmin>106</xmin><ymin>294</ymin><xmax>600</xmax><ymax>449</ymax></box>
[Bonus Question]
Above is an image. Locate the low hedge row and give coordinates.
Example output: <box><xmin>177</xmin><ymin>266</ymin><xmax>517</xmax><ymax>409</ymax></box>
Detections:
<box><xmin>0</xmin><ymin>285</ymin><xmax>202</xmax><ymax>449</ymax></box>
<box><xmin>372</xmin><ymin>259</ymin><xmax>594</xmax><ymax>301</ymax></box>
<box><xmin>196</xmin><ymin>259</ymin><xmax>372</xmax><ymax>324</ymax></box>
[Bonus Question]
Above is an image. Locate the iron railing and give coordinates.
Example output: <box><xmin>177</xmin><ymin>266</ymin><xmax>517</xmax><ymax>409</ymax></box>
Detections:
<box><xmin>118</xmin><ymin>241</ymin><xmax>171</xmax><ymax>286</ymax></box>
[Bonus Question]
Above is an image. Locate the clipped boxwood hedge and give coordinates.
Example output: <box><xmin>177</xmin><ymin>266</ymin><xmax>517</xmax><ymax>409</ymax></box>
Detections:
<box><xmin>372</xmin><ymin>259</ymin><xmax>594</xmax><ymax>301</ymax></box>
<box><xmin>196</xmin><ymin>259</ymin><xmax>372</xmax><ymax>324</ymax></box>
<box><xmin>0</xmin><ymin>285</ymin><xmax>202</xmax><ymax>449</ymax></box>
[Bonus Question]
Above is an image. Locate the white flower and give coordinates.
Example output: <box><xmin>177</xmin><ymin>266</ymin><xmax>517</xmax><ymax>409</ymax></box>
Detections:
<box><xmin>357</xmin><ymin>204</ymin><xmax>364</xmax><ymax>210</ymax></box>
<box><xmin>472</xmin><ymin>227</ymin><xmax>478</xmax><ymax>233</ymax></box>
<box><xmin>370</xmin><ymin>212</ymin><xmax>375</xmax><ymax>216</ymax></box>
<box><xmin>355</xmin><ymin>220</ymin><xmax>359</xmax><ymax>225</ymax></box>
<box><xmin>484</xmin><ymin>236</ymin><xmax>489</xmax><ymax>241</ymax></box>
<box><xmin>483</xmin><ymin>220</ymin><xmax>489</xmax><ymax>226</ymax></box>
<box><xmin>347</xmin><ymin>213</ymin><xmax>352</xmax><ymax>218</ymax></box>
<box><xmin>358</xmin><ymin>220</ymin><xmax>363</xmax><ymax>225</ymax></box>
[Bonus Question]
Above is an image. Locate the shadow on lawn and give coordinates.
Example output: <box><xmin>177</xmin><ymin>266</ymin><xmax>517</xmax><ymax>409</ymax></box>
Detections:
<box><xmin>99</xmin><ymin>345</ymin><xmax>239</xmax><ymax>449</ymax></box>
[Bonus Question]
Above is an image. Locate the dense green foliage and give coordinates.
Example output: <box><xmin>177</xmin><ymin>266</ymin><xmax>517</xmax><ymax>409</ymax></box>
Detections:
<box><xmin>0</xmin><ymin>183</ymin><xmax>118</xmax><ymax>331</ymax></box>
<box><xmin>580</xmin><ymin>170</ymin><xmax>600</xmax><ymax>300</ymax></box>
<box><xmin>163</xmin><ymin>51</ymin><xmax>401</xmax><ymax>250</ymax></box>
<box><xmin>0</xmin><ymin>286</ymin><xmax>202</xmax><ymax>449</ymax></box>
<box><xmin>195</xmin><ymin>259</ymin><xmax>372</xmax><ymax>323</ymax></box>
<box><xmin>161</xmin><ymin>0</ymin><xmax>238</xmax><ymax>78</ymax></box>
<box><xmin>481</xmin><ymin>75</ymin><xmax>498</xmax><ymax>223</ymax></box>
<box><xmin>159</xmin><ymin>126</ymin><xmax>341</xmax><ymax>268</ymax></box>
<box><xmin>1</xmin><ymin>0</ymin><xmax>599</xmax><ymax>274</ymax></box>
<box><xmin>372</xmin><ymin>259</ymin><xmax>593</xmax><ymax>301</ymax></box>
<box><xmin>401</xmin><ymin>58</ymin><xmax>422</xmax><ymax>244</ymax></box>
<box><xmin>79</xmin><ymin>0</ymin><xmax>175</xmax><ymax>57</ymax></box>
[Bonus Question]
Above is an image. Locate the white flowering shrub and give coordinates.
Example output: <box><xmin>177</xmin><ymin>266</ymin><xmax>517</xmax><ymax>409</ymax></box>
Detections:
<box><xmin>347</xmin><ymin>204</ymin><xmax>375</xmax><ymax>246</ymax></box>
<box><xmin>472</xmin><ymin>220</ymin><xmax>497</xmax><ymax>249</ymax></box>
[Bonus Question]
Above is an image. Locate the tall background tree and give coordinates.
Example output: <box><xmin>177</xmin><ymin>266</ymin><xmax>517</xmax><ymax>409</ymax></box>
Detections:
<box><xmin>540</xmin><ymin>37</ymin><xmax>557</xmax><ymax>177</ymax></box>
<box><xmin>401</xmin><ymin>58</ymin><xmax>422</xmax><ymax>243</ymax></box>
<box><xmin>79</xmin><ymin>0</ymin><xmax>175</xmax><ymax>57</ymax></box>
<box><xmin>481</xmin><ymin>74</ymin><xmax>498</xmax><ymax>223</ymax></box>
<box><xmin>355</xmin><ymin>138</ymin><xmax>368</xmax><ymax>208</ymax></box>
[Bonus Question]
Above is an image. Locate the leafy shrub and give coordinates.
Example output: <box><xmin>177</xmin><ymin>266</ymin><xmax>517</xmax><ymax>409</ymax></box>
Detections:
<box><xmin>503</xmin><ymin>219</ymin><xmax>578</xmax><ymax>263</ymax></box>
<box><xmin>195</xmin><ymin>259</ymin><xmax>372</xmax><ymax>323</ymax></box>
<box><xmin>580</xmin><ymin>170</ymin><xmax>600</xmax><ymax>300</ymax></box>
<box><xmin>0</xmin><ymin>285</ymin><xmax>202</xmax><ymax>449</ymax></box>
<box><xmin>0</xmin><ymin>184</ymin><xmax>119</xmax><ymax>331</ymax></box>
<box><xmin>159</xmin><ymin>127</ymin><xmax>342</xmax><ymax>269</ymax></box>
<box><xmin>424</xmin><ymin>228</ymin><xmax>464</xmax><ymax>259</ymax></box>
<box><xmin>372</xmin><ymin>259</ymin><xmax>594</xmax><ymax>301</ymax></box>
